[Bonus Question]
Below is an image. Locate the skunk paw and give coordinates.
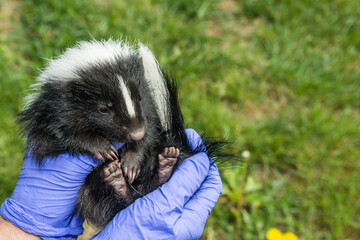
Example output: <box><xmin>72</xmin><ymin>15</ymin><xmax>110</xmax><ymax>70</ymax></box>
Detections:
<box><xmin>103</xmin><ymin>161</ymin><xmax>131</xmax><ymax>203</ymax></box>
<box><xmin>156</xmin><ymin>147</ymin><xmax>179</xmax><ymax>186</ymax></box>
<box><xmin>93</xmin><ymin>143</ymin><xmax>119</xmax><ymax>162</ymax></box>
<box><xmin>121</xmin><ymin>151</ymin><xmax>141</xmax><ymax>184</ymax></box>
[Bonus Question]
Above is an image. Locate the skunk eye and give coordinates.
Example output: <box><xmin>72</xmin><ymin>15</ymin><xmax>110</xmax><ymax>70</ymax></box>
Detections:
<box><xmin>99</xmin><ymin>107</ymin><xmax>110</xmax><ymax>114</ymax></box>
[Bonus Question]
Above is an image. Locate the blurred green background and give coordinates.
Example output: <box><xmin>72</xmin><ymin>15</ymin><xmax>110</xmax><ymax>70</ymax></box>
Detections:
<box><xmin>0</xmin><ymin>0</ymin><xmax>359</xmax><ymax>239</ymax></box>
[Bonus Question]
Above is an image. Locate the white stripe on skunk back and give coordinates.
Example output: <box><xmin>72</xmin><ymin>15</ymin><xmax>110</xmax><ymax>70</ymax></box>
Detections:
<box><xmin>138</xmin><ymin>43</ymin><xmax>170</xmax><ymax>132</ymax></box>
<box><xmin>40</xmin><ymin>39</ymin><xmax>135</xmax><ymax>83</ymax></box>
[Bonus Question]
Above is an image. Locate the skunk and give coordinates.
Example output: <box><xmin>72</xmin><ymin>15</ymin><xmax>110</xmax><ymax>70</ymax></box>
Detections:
<box><xmin>18</xmin><ymin>39</ymin><xmax>234</xmax><ymax>230</ymax></box>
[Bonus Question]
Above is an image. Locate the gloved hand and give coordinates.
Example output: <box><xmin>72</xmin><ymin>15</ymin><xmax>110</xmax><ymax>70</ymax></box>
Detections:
<box><xmin>0</xmin><ymin>141</ymin><xmax>124</xmax><ymax>240</ymax></box>
<box><xmin>0</xmin><ymin>129</ymin><xmax>222</xmax><ymax>240</ymax></box>
<box><xmin>92</xmin><ymin>131</ymin><xmax>222</xmax><ymax>239</ymax></box>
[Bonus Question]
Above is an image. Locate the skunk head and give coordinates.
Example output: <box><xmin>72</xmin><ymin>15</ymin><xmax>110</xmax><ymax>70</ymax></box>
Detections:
<box><xmin>19</xmin><ymin>39</ymin><xmax>173</xmax><ymax>159</ymax></box>
<box><xmin>59</xmin><ymin>56</ymin><xmax>147</xmax><ymax>143</ymax></box>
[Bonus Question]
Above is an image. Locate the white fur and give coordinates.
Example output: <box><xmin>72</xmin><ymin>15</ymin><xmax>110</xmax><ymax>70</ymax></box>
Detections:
<box><xmin>39</xmin><ymin>39</ymin><xmax>135</xmax><ymax>82</ymax></box>
<box><xmin>138</xmin><ymin>43</ymin><xmax>170</xmax><ymax>131</ymax></box>
<box><xmin>117</xmin><ymin>75</ymin><xmax>136</xmax><ymax>118</ymax></box>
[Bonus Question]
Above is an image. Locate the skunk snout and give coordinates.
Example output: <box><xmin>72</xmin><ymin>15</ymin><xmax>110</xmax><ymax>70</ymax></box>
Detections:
<box><xmin>129</xmin><ymin>127</ymin><xmax>145</xmax><ymax>141</ymax></box>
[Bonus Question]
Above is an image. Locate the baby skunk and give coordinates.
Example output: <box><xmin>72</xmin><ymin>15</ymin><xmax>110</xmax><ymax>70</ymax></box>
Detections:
<box><xmin>18</xmin><ymin>39</ymin><xmax>233</xmax><ymax>230</ymax></box>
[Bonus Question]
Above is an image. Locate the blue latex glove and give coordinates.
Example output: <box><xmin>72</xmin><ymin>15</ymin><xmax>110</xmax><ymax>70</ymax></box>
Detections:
<box><xmin>1</xmin><ymin>129</ymin><xmax>222</xmax><ymax>239</ymax></box>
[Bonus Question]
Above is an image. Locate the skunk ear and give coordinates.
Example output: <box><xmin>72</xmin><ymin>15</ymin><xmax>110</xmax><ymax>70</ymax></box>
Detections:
<box><xmin>138</xmin><ymin>43</ymin><xmax>170</xmax><ymax>131</ymax></box>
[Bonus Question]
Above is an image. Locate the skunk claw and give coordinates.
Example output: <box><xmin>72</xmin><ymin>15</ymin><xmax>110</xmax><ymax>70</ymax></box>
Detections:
<box><xmin>124</xmin><ymin>167</ymin><xmax>128</xmax><ymax>178</ymax></box>
<box><xmin>110</xmin><ymin>145</ymin><xmax>119</xmax><ymax>156</ymax></box>
<box><xmin>109</xmin><ymin>150</ymin><xmax>118</xmax><ymax>160</ymax></box>
<box><xmin>94</xmin><ymin>152</ymin><xmax>105</xmax><ymax>162</ymax></box>
<box><xmin>129</xmin><ymin>171</ymin><xmax>133</xmax><ymax>184</ymax></box>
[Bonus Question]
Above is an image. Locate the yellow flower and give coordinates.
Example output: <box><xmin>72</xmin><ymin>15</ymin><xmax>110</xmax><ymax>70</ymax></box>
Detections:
<box><xmin>283</xmin><ymin>232</ymin><xmax>298</xmax><ymax>240</ymax></box>
<box><xmin>266</xmin><ymin>228</ymin><xmax>298</xmax><ymax>240</ymax></box>
<box><xmin>266</xmin><ymin>228</ymin><xmax>283</xmax><ymax>240</ymax></box>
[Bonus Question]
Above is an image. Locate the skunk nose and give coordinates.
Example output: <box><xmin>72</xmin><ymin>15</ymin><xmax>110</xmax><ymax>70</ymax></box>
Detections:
<box><xmin>129</xmin><ymin>127</ymin><xmax>145</xmax><ymax>141</ymax></box>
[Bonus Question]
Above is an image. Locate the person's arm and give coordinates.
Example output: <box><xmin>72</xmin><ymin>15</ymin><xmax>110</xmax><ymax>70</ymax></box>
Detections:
<box><xmin>0</xmin><ymin>215</ymin><xmax>41</xmax><ymax>240</ymax></box>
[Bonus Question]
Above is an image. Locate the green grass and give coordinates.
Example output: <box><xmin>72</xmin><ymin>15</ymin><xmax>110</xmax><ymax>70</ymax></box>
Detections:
<box><xmin>1</xmin><ymin>0</ymin><xmax>359</xmax><ymax>239</ymax></box>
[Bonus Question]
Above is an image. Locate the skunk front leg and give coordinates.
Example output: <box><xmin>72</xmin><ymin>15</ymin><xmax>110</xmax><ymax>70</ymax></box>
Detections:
<box><xmin>119</xmin><ymin>141</ymin><xmax>148</xmax><ymax>184</ymax></box>
<box><xmin>120</xmin><ymin>150</ymin><xmax>142</xmax><ymax>184</ymax></box>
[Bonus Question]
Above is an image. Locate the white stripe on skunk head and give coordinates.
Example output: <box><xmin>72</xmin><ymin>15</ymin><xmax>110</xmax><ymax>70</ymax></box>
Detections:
<box><xmin>138</xmin><ymin>43</ymin><xmax>170</xmax><ymax>132</ymax></box>
<box><xmin>117</xmin><ymin>75</ymin><xmax>136</xmax><ymax>118</ymax></box>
